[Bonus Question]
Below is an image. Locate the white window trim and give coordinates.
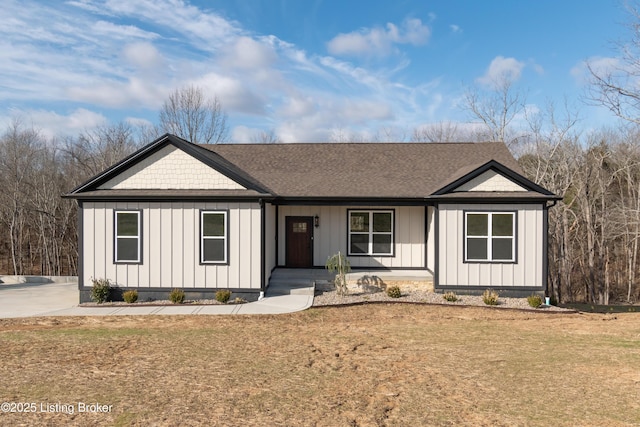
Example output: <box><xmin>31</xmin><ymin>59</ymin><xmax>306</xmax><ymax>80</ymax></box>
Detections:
<box><xmin>348</xmin><ymin>210</ymin><xmax>394</xmax><ymax>256</ymax></box>
<box><xmin>114</xmin><ymin>210</ymin><xmax>141</xmax><ymax>263</ymax></box>
<box><xmin>464</xmin><ymin>211</ymin><xmax>515</xmax><ymax>262</ymax></box>
<box><xmin>200</xmin><ymin>210</ymin><xmax>228</xmax><ymax>264</ymax></box>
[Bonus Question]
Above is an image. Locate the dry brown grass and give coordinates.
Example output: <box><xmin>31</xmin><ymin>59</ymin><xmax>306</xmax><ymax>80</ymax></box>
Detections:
<box><xmin>1</xmin><ymin>304</ymin><xmax>639</xmax><ymax>426</ymax></box>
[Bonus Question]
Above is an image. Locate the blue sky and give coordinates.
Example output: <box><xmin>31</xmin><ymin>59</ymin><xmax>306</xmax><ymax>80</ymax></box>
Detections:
<box><xmin>0</xmin><ymin>0</ymin><xmax>629</xmax><ymax>141</ymax></box>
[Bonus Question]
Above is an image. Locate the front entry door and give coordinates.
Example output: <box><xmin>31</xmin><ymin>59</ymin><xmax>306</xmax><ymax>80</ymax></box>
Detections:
<box><xmin>286</xmin><ymin>216</ymin><xmax>313</xmax><ymax>267</ymax></box>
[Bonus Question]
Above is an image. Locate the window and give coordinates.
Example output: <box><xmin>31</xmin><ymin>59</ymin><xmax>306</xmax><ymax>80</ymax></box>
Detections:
<box><xmin>348</xmin><ymin>210</ymin><xmax>394</xmax><ymax>256</ymax></box>
<box><xmin>115</xmin><ymin>211</ymin><xmax>141</xmax><ymax>263</ymax></box>
<box><xmin>465</xmin><ymin>212</ymin><xmax>515</xmax><ymax>262</ymax></box>
<box><xmin>201</xmin><ymin>211</ymin><xmax>228</xmax><ymax>264</ymax></box>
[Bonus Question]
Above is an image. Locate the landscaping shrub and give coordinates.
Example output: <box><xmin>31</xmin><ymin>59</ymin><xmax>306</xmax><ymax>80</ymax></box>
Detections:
<box><xmin>123</xmin><ymin>290</ymin><xmax>138</xmax><ymax>304</ymax></box>
<box><xmin>215</xmin><ymin>290</ymin><xmax>231</xmax><ymax>303</ymax></box>
<box><xmin>326</xmin><ymin>251</ymin><xmax>351</xmax><ymax>296</ymax></box>
<box><xmin>90</xmin><ymin>278</ymin><xmax>113</xmax><ymax>304</ymax></box>
<box><xmin>169</xmin><ymin>288</ymin><xmax>186</xmax><ymax>304</ymax></box>
<box><xmin>386</xmin><ymin>285</ymin><xmax>402</xmax><ymax>298</ymax></box>
<box><xmin>527</xmin><ymin>294</ymin><xmax>543</xmax><ymax>308</ymax></box>
<box><xmin>442</xmin><ymin>291</ymin><xmax>458</xmax><ymax>302</ymax></box>
<box><xmin>482</xmin><ymin>289</ymin><xmax>499</xmax><ymax>305</ymax></box>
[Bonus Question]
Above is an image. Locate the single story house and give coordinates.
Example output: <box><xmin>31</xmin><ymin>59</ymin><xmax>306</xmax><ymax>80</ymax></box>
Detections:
<box><xmin>66</xmin><ymin>134</ymin><xmax>559</xmax><ymax>302</ymax></box>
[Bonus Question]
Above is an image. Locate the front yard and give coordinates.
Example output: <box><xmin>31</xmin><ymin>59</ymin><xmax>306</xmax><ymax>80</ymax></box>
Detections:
<box><xmin>0</xmin><ymin>304</ymin><xmax>639</xmax><ymax>426</ymax></box>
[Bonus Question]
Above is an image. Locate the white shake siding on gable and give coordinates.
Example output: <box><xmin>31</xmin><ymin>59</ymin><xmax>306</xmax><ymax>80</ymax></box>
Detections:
<box><xmin>82</xmin><ymin>201</ymin><xmax>261</xmax><ymax>289</ymax></box>
<box><xmin>97</xmin><ymin>145</ymin><xmax>245</xmax><ymax>190</ymax></box>
<box><xmin>277</xmin><ymin>205</ymin><xmax>427</xmax><ymax>269</ymax></box>
<box><xmin>453</xmin><ymin>170</ymin><xmax>527</xmax><ymax>192</ymax></box>
<box><xmin>437</xmin><ymin>203</ymin><xmax>543</xmax><ymax>288</ymax></box>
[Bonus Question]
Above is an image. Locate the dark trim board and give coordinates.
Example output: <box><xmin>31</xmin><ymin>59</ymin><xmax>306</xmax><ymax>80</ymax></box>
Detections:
<box><xmin>433</xmin><ymin>204</ymin><xmax>439</xmax><ymax>288</ymax></box>
<box><xmin>275</xmin><ymin>265</ymin><xmax>431</xmax><ymax>271</ymax></box>
<box><xmin>79</xmin><ymin>286</ymin><xmax>261</xmax><ymax>304</ymax></box>
<box><xmin>260</xmin><ymin>200</ymin><xmax>266</xmax><ymax>292</ymax></box>
<box><xmin>272</xmin><ymin>197</ymin><xmax>430</xmax><ymax>206</ymax></box>
<box><xmin>77</xmin><ymin>201</ymin><xmax>84</xmax><ymax>293</ymax></box>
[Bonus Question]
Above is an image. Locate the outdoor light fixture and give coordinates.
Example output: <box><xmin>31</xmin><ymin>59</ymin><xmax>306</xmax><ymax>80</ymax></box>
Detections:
<box><xmin>314</xmin><ymin>214</ymin><xmax>319</xmax><ymax>228</ymax></box>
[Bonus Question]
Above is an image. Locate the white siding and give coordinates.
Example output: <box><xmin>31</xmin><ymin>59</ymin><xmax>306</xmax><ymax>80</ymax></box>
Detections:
<box><xmin>437</xmin><ymin>203</ymin><xmax>544</xmax><ymax>288</ymax></box>
<box><xmin>277</xmin><ymin>206</ymin><xmax>425</xmax><ymax>268</ymax></box>
<box><xmin>98</xmin><ymin>145</ymin><xmax>245</xmax><ymax>190</ymax></box>
<box><xmin>82</xmin><ymin>201</ymin><xmax>261</xmax><ymax>289</ymax></box>
<box><xmin>454</xmin><ymin>170</ymin><xmax>526</xmax><ymax>192</ymax></box>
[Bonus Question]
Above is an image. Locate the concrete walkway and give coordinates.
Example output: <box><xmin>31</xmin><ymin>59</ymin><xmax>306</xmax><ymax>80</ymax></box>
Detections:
<box><xmin>0</xmin><ymin>271</ymin><xmax>316</xmax><ymax>318</ymax></box>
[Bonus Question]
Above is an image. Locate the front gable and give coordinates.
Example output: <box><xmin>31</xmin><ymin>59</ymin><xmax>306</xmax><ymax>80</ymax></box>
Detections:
<box><xmin>67</xmin><ymin>134</ymin><xmax>270</xmax><ymax>197</ymax></box>
<box><xmin>452</xmin><ymin>169</ymin><xmax>526</xmax><ymax>192</ymax></box>
<box><xmin>97</xmin><ymin>144</ymin><xmax>245</xmax><ymax>190</ymax></box>
<box><xmin>432</xmin><ymin>160</ymin><xmax>556</xmax><ymax>198</ymax></box>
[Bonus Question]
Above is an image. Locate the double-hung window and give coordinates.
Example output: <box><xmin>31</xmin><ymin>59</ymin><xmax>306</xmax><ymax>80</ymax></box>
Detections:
<box><xmin>465</xmin><ymin>212</ymin><xmax>515</xmax><ymax>262</ymax></box>
<box><xmin>348</xmin><ymin>210</ymin><xmax>394</xmax><ymax>256</ymax></box>
<box><xmin>114</xmin><ymin>210</ymin><xmax>141</xmax><ymax>263</ymax></box>
<box><xmin>200</xmin><ymin>211</ymin><xmax>228</xmax><ymax>264</ymax></box>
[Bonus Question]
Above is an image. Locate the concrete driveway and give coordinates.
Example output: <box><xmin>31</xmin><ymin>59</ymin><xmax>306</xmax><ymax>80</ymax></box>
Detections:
<box><xmin>0</xmin><ymin>282</ymin><xmax>78</xmax><ymax>318</ymax></box>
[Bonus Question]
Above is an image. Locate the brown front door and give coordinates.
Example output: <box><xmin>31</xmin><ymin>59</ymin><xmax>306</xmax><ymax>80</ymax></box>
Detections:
<box><xmin>286</xmin><ymin>216</ymin><xmax>313</xmax><ymax>267</ymax></box>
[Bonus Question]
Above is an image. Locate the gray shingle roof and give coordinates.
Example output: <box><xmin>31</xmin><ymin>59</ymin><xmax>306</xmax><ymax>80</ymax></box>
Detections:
<box><xmin>202</xmin><ymin>142</ymin><xmax>523</xmax><ymax>198</ymax></box>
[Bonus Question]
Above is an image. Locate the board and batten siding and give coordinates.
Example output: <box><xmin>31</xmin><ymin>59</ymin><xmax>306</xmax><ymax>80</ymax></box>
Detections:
<box><xmin>277</xmin><ymin>205</ymin><xmax>425</xmax><ymax>268</ymax></box>
<box><xmin>82</xmin><ymin>201</ymin><xmax>261</xmax><ymax>289</ymax></box>
<box><xmin>437</xmin><ymin>203</ymin><xmax>543</xmax><ymax>288</ymax></box>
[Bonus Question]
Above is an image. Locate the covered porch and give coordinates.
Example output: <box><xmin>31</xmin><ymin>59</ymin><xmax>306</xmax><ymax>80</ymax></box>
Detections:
<box><xmin>266</xmin><ymin>268</ymin><xmax>434</xmax><ymax>296</ymax></box>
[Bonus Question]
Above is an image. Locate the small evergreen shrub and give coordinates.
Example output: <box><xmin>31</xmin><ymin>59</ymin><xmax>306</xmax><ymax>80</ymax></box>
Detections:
<box><xmin>232</xmin><ymin>297</ymin><xmax>247</xmax><ymax>304</ymax></box>
<box><xmin>215</xmin><ymin>290</ymin><xmax>231</xmax><ymax>303</ymax></box>
<box><xmin>90</xmin><ymin>278</ymin><xmax>113</xmax><ymax>304</ymax></box>
<box><xmin>527</xmin><ymin>294</ymin><xmax>543</xmax><ymax>308</ymax></box>
<box><xmin>123</xmin><ymin>290</ymin><xmax>138</xmax><ymax>304</ymax></box>
<box><xmin>386</xmin><ymin>285</ymin><xmax>402</xmax><ymax>298</ymax></box>
<box><xmin>169</xmin><ymin>288</ymin><xmax>186</xmax><ymax>304</ymax></box>
<box><xmin>482</xmin><ymin>289</ymin><xmax>499</xmax><ymax>305</ymax></box>
<box><xmin>443</xmin><ymin>291</ymin><xmax>458</xmax><ymax>302</ymax></box>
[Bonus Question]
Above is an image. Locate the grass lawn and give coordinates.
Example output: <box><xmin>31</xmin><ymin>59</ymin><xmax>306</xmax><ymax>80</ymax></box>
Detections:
<box><xmin>1</xmin><ymin>304</ymin><xmax>639</xmax><ymax>426</ymax></box>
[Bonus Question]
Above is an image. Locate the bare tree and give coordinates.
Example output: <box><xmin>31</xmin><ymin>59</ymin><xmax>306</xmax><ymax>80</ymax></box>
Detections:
<box><xmin>159</xmin><ymin>85</ymin><xmax>229</xmax><ymax>144</ymax></box>
<box><xmin>251</xmin><ymin>129</ymin><xmax>281</xmax><ymax>144</ymax></box>
<box><xmin>0</xmin><ymin>120</ymin><xmax>43</xmax><ymax>274</ymax></box>
<box><xmin>64</xmin><ymin>122</ymin><xmax>139</xmax><ymax>177</ymax></box>
<box><xmin>411</xmin><ymin>121</ymin><xmax>482</xmax><ymax>142</ymax></box>
<box><xmin>586</xmin><ymin>1</ymin><xmax>640</xmax><ymax>125</ymax></box>
<box><xmin>463</xmin><ymin>75</ymin><xmax>527</xmax><ymax>147</ymax></box>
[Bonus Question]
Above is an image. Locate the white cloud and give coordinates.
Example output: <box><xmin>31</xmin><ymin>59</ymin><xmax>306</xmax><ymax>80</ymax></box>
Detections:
<box><xmin>450</xmin><ymin>24</ymin><xmax>462</xmax><ymax>34</ymax></box>
<box><xmin>221</xmin><ymin>36</ymin><xmax>277</xmax><ymax>70</ymax></box>
<box><xmin>1</xmin><ymin>108</ymin><xmax>108</xmax><ymax>139</ymax></box>
<box><xmin>327</xmin><ymin>18</ymin><xmax>430</xmax><ymax>57</ymax></box>
<box><xmin>93</xmin><ymin>20</ymin><xmax>160</xmax><ymax>40</ymax></box>
<box><xmin>123</xmin><ymin>42</ymin><xmax>164</xmax><ymax>69</ymax></box>
<box><xmin>571</xmin><ymin>56</ymin><xmax>620</xmax><ymax>84</ymax></box>
<box><xmin>476</xmin><ymin>56</ymin><xmax>525</xmax><ymax>87</ymax></box>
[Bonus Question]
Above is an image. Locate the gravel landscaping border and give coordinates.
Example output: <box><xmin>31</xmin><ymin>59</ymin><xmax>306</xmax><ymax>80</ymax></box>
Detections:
<box><xmin>313</xmin><ymin>288</ymin><xmax>573</xmax><ymax>312</ymax></box>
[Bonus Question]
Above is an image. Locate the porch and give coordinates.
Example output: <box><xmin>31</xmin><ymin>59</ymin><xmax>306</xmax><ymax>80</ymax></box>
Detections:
<box><xmin>266</xmin><ymin>268</ymin><xmax>434</xmax><ymax>296</ymax></box>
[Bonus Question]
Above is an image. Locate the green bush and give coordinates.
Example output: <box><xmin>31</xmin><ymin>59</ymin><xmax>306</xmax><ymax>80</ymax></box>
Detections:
<box><xmin>90</xmin><ymin>278</ymin><xmax>113</xmax><ymax>304</ymax></box>
<box><xmin>527</xmin><ymin>294</ymin><xmax>543</xmax><ymax>308</ymax></box>
<box><xmin>215</xmin><ymin>290</ymin><xmax>231</xmax><ymax>303</ymax></box>
<box><xmin>386</xmin><ymin>285</ymin><xmax>402</xmax><ymax>298</ymax></box>
<box><xmin>442</xmin><ymin>291</ymin><xmax>458</xmax><ymax>302</ymax></box>
<box><xmin>169</xmin><ymin>288</ymin><xmax>186</xmax><ymax>304</ymax></box>
<box><xmin>482</xmin><ymin>289</ymin><xmax>499</xmax><ymax>305</ymax></box>
<box><xmin>123</xmin><ymin>290</ymin><xmax>138</xmax><ymax>304</ymax></box>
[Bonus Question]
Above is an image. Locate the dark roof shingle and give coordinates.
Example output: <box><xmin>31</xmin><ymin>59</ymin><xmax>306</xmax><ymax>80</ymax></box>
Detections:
<box><xmin>202</xmin><ymin>142</ymin><xmax>523</xmax><ymax>198</ymax></box>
